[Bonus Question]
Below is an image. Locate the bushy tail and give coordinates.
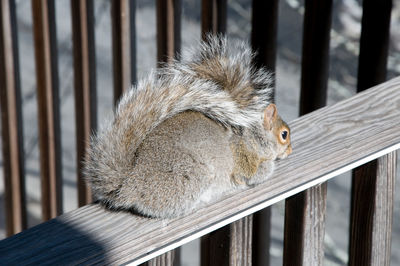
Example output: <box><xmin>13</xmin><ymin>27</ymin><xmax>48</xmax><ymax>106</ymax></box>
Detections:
<box><xmin>84</xmin><ymin>36</ymin><xmax>273</xmax><ymax>201</ymax></box>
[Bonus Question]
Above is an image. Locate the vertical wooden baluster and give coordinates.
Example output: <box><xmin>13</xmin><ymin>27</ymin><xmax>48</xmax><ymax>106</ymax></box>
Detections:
<box><xmin>201</xmin><ymin>226</ymin><xmax>231</xmax><ymax>266</ymax></box>
<box><xmin>298</xmin><ymin>0</ymin><xmax>332</xmax><ymax>114</ymax></box>
<box><xmin>32</xmin><ymin>0</ymin><xmax>63</xmax><ymax>221</ymax></box>
<box><xmin>350</xmin><ymin>155</ymin><xmax>396</xmax><ymax>266</ymax></box>
<box><xmin>111</xmin><ymin>0</ymin><xmax>136</xmax><ymax>105</ymax></box>
<box><xmin>201</xmin><ymin>0</ymin><xmax>227</xmax><ymax>40</ymax></box>
<box><xmin>200</xmin><ymin>1</ymin><xmax>254</xmax><ymax>265</ymax></box>
<box><xmin>251</xmin><ymin>1</ymin><xmax>279</xmax><ymax>265</ymax></box>
<box><xmin>0</xmin><ymin>0</ymin><xmax>27</xmax><ymax>236</ymax></box>
<box><xmin>156</xmin><ymin>0</ymin><xmax>180</xmax><ymax>64</ymax></box>
<box><xmin>251</xmin><ymin>0</ymin><xmax>278</xmax><ymax>100</ymax></box>
<box><xmin>356</xmin><ymin>0</ymin><xmax>392</xmax><ymax>91</ymax></box>
<box><xmin>71</xmin><ymin>0</ymin><xmax>96</xmax><ymax>207</ymax></box>
<box><xmin>283</xmin><ymin>0</ymin><xmax>332</xmax><ymax>265</ymax></box>
<box><xmin>201</xmin><ymin>216</ymin><xmax>253</xmax><ymax>266</ymax></box>
<box><xmin>284</xmin><ymin>184</ymin><xmax>328</xmax><ymax>265</ymax></box>
<box><xmin>349</xmin><ymin>0</ymin><xmax>394</xmax><ymax>265</ymax></box>
<box><xmin>142</xmin><ymin>2</ymin><xmax>181</xmax><ymax>265</ymax></box>
<box><xmin>230</xmin><ymin>215</ymin><xmax>253</xmax><ymax>265</ymax></box>
<box><xmin>200</xmin><ymin>0</ymin><xmax>229</xmax><ymax>264</ymax></box>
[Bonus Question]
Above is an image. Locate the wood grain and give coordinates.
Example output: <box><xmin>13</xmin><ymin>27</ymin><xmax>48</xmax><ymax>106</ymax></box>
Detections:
<box><xmin>371</xmin><ymin>153</ymin><xmax>396</xmax><ymax>265</ymax></box>
<box><xmin>31</xmin><ymin>0</ymin><xmax>63</xmax><ymax>220</ymax></box>
<box><xmin>0</xmin><ymin>0</ymin><xmax>27</xmax><ymax>235</ymax></box>
<box><xmin>0</xmin><ymin>77</ymin><xmax>400</xmax><ymax>265</ymax></box>
<box><xmin>230</xmin><ymin>215</ymin><xmax>253</xmax><ymax>266</ymax></box>
<box><xmin>200</xmin><ymin>216</ymin><xmax>252</xmax><ymax>266</ymax></box>
<box><xmin>349</xmin><ymin>153</ymin><xmax>396</xmax><ymax>266</ymax></box>
<box><xmin>283</xmin><ymin>183</ymin><xmax>327</xmax><ymax>265</ymax></box>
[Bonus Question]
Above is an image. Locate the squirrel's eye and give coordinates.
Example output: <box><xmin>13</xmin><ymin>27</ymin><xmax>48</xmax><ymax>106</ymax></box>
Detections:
<box><xmin>281</xmin><ymin>130</ymin><xmax>288</xmax><ymax>140</ymax></box>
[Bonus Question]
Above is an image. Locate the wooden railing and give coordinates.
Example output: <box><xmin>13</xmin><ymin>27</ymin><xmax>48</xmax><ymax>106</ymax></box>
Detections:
<box><xmin>0</xmin><ymin>0</ymin><xmax>398</xmax><ymax>265</ymax></box>
<box><xmin>0</xmin><ymin>77</ymin><xmax>399</xmax><ymax>264</ymax></box>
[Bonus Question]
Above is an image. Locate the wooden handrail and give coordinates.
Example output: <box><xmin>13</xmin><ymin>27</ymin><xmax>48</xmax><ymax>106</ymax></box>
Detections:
<box><xmin>1</xmin><ymin>77</ymin><xmax>399</xmax><ymax>265</ymax></box>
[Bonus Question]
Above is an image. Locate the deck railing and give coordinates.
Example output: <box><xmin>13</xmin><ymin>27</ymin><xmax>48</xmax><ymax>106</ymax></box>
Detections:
<box><xmin>0</xmin><ymin>0</ymin><xmax>398</xmax><ymax>265</ymax></box>
<box><xmin>1</xmin><ymin>77</ymin><xmax>399</xmax><ymax>265</ymax></box>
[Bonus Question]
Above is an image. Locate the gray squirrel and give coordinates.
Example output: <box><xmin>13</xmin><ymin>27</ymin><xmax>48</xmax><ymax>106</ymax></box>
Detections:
<box><xmin>84</xmin><ymin>36</ymin><xmax>292</xmax><ymax>218</ymax></box>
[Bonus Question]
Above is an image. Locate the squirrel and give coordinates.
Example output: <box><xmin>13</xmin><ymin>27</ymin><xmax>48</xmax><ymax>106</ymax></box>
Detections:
<box><xmin>84</xmin><ymin>36</ymin><xmax>292</xmax><ymax>218</ymax></box>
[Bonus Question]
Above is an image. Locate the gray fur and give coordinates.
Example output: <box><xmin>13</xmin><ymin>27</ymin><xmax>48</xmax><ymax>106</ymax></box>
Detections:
<box><xmin>84</xmin><ymin>36</ymin><xmax>291</xmax><ymax>218</ymax></box>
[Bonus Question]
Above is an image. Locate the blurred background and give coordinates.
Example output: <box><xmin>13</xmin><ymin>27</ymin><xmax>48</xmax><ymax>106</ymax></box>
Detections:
<box><xmin>0</xmin><ymin>0</ymin><xmax>399</xmax><ymax>265</ymax></box>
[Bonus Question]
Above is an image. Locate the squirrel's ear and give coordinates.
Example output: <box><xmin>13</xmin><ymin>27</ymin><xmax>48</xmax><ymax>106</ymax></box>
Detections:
<box><xmin>263</xmin><ymin>104</ymin><xmax>277</xmax><ymax>130</ymax></box>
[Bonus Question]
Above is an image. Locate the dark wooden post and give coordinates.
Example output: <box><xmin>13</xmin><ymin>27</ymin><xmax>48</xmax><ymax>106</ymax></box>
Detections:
<box><xmin>349</xmin><ymin>0</ymin><xmax>394</xmax><ymax>265</ymax></box>
<box><xmin>350</xmin><ymin>154</ymin><xmax>396</xmax><ymax>265</ymax></box>
<box><xmin>71</xmin><ymin>0</ymin><xmax>96</xmax><ymax>207</ymax></box>
<box><xmin>0</xmin><ymin>0</ymin><xmax>27</xmax><ymax>236</ymax></box>
<box><xmin>31</xmin><ymin>0</ymin><xmax>63</xmax><ymax>220</ymax></box>
<box><xmin>201</xmin><ymin>0</ymin><xmax>227</xmax><ymax>39</ymax></box>
<box><xmin>201</xmin><ymin>216</ymin><xmax>253</xmax><ymax>266</ymax></box>
<box><xmin>298</xmin><ymin>0</ymin><xmax>332</xmax><ymax>114</ymax></box>
<box><xmin>251</xmin><ymin>0</ymin><xmax>278</xmax><ymax>99</ymax></box>
<box><xmin>156</xmin><ymin>0</ymin><xmax>180</xmax><ymax>63</ymax></box>
<box><xmin>251</xmin><ymin>0</ymin><xmax>279</xmax><ymax>265</ymax></box>
<box><xmin>283</xmin><ymin>0</ymin><xmax>333</xmax><ymax>264</ymax></box>
<box><xmin>111</xmin><ymin>0</ymin><xmax>136</xmax><ymax>104</ymax></box>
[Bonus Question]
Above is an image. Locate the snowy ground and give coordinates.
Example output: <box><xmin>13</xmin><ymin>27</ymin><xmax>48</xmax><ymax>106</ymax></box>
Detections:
<box><xmin>0</xmin><ymin>0</ymin><xmax>399</xmax><ymax>265</ymax></box>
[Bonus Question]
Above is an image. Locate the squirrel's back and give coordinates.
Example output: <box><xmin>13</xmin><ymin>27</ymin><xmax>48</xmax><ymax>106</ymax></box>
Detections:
<box><xmin>84</xmin><ymin>36</ymin><xmax>274</xmax><ymax>214</ymax></box>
